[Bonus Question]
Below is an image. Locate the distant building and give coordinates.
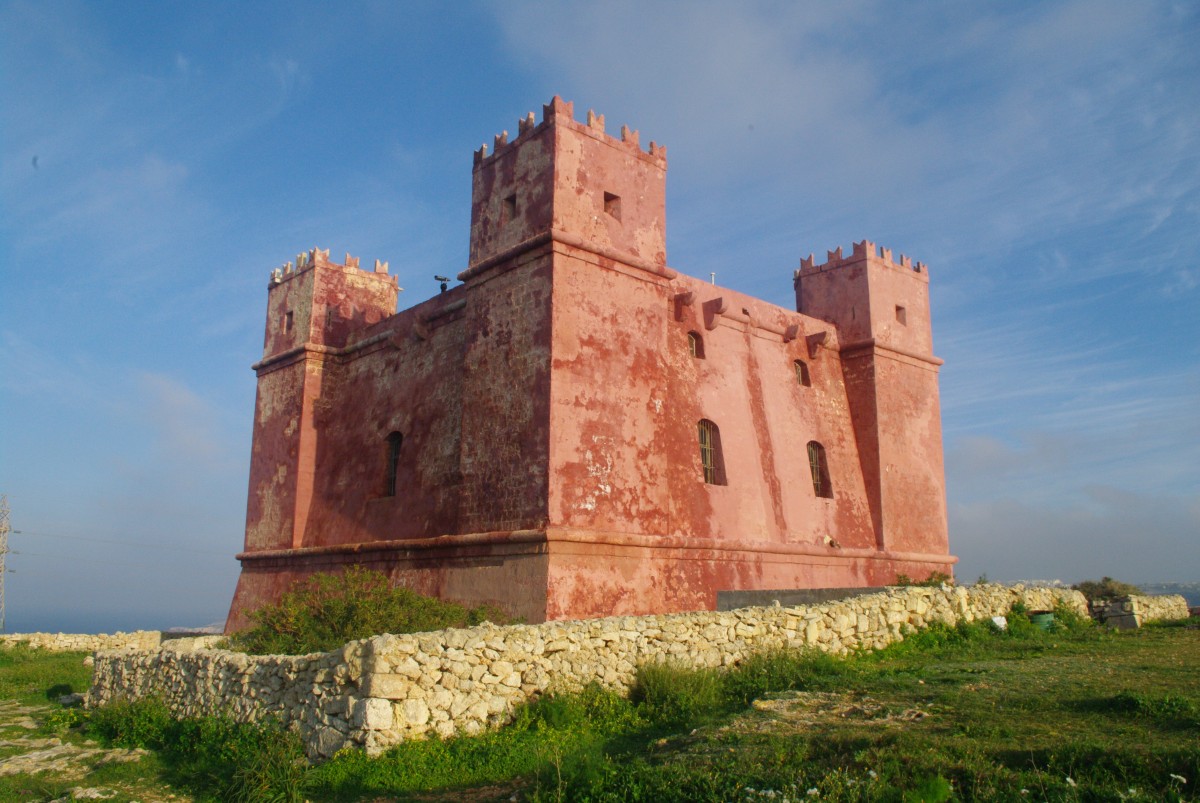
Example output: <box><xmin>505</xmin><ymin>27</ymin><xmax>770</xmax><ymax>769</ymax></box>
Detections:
<box><xmin>226</xmin><ymin>97</ymin><xmax>955</xmax><ymax>631</ymax></box>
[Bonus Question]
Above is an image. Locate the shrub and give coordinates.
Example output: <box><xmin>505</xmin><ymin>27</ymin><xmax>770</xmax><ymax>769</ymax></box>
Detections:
<box><xmin>631</xmin><ymin>662</ymin><xmax>725</xmax><ymax>726</ymax></box>
<box><xmin>1072</xmin><ymin>576</ymin><xmax>1143</xmax><ymax>602</ymax></box>
<box><xmin>1053</xmin><ymin>599</ymin><xmax>1095</xmax><ymax>632</ymax></box>
<box><xmin>88</xmin><ymin>697</ymin><xmax>307</xmax><ymax>801</ymax></box>
<box><xmin>227</xmin><ymin>566</ymin><xmax>513</xmax><ymax>654</ymax></box>
<box><xmin>894</xmin><ymin>571</ymin><xmax>954</xmax><ymax>587</ymax></box>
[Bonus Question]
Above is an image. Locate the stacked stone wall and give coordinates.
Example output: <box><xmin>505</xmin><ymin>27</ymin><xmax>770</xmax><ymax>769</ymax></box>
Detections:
<box><xmin>0</xmin><ymin>631</ymin><xmax>163</xmax><ymax>653</ymax></box>
<box><xmin>89</xmin><ymin>585</ymin><xmax>1185</xmax><ymax>759</ymax></box>
<box><xmin>1126</xmin><ymin>593</ymin><xmax>1190</xmax><ymax>622</ymax></box>
<box><xmin>1092</xmin><ymin>593</ymin><xmax>1190</xmax><ymax>629</ymax></box>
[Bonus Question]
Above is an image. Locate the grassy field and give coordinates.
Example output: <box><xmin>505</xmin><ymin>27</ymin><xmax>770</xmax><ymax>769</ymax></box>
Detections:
<box><xmin>1</xmin><ymin>612</ymin><xmax>1197</xmax><ymax>802</ymax></box>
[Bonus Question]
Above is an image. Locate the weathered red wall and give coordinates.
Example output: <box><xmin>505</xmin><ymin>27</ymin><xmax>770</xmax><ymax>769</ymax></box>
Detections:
<box><xmin>226</xmin><ymin>99</ymin><xmax>955</xmax><ymax>632</ymax></box>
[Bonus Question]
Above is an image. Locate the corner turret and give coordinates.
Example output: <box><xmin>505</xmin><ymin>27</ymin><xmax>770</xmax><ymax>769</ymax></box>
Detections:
<box><xmin>793</xmin><ymin>240</ymin><xmax>947</xmax><ymax>560</ymax></box>
<box><xmin>262</xmin><ymin>248</ymin><xmax>400</xmax><ymax>363</ymax></box>
<box><xmin>794</xmin><ymin>240</ymin><xmax>932</xmax><ymax>358</ymax></box>
<box><xmin>465</xmin><ymin>96</ymin><xmax>667</xmax><ymax>276</ymax></box>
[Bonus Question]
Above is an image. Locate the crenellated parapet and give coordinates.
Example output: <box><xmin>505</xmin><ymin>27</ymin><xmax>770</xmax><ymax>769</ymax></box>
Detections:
<box><xmin>473</xmin><ymin>95</ymin><xmax>666</xmax><ymax>168</ymax></box>
<box><xmin>269</xmin><ymin>247</ymin><xmax>398</xmax><ymax>288</ymax></box>
<box><xmin>794</xmin><ymin>240</ymin><xmax>928</xmax><ymax>288</ymax></box>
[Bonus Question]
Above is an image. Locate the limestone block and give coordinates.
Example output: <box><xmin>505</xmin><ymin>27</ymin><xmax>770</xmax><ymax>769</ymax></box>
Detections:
<box><xmin>429</xmin><ymin>688</ymin><xmax>454</xmax><ymax>711</ymax></box>
<box><xmin>363</xmin><ymin>673</ymin><xmax>412</xmax><ymax>700</ymax></box>
<box><xmin>311</xmin><ymin>726</ymin><xmax>347</xmax><ymax>758</ymax></box>
<box><xmin>399</xmin><ymin>699</ymin><xmax>430</xmax><ymax>727</ymax></box>
<box><xmin>357</xmin><ymin>698</ymin><xmax>393</xmax><ymax>730</ymax></box>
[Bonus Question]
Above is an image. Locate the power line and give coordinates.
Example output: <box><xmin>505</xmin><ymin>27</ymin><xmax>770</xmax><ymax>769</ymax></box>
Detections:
<box><xmin>11</xmin><ymin>550</ymin><xmax>229</xmax><ymax>571</ymax></box>
<box><xmin>0</xmin><ymin>496</ymin><xmax>9</xmax><ymax>631</ymax></box>
<box><xmin>10</xmin><ymin>529</ymin><xmax>230</xmax><ymax>556</ymax></box>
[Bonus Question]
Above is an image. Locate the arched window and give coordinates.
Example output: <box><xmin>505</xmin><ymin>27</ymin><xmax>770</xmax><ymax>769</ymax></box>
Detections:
<box><xmin>698</xmin><ymin>419</ymin><xmax>726</xmax><ymax>485</ymax></box>
<box><xmin>807</xmin><ymin>441</ymin><xmax>832</xmax><ymax>498</ymax></box>
<box><xmin>688</xmin><ymin>331</ymin><xmax>705</xmax><ymax>359</ymax></box>
<box><xmin>384</xmin><ymin>431</ymin><xmax>403</xmax><ymax>497</ymax></box>
<box><xmin>794</xmin><ymin>359</ymin><xmax>811</xmax><ymax>387</ymax></box>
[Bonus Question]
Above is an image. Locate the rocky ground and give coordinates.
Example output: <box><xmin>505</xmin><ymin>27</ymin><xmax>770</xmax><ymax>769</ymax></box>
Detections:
<box><xmin>0</xmin><ymin>699</ymin><xmax>184</xmax><ymax>803</ymax></box>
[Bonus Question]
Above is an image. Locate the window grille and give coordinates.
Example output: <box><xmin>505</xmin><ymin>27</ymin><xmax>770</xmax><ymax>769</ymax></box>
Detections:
<box><xmin>794</xmin><ymin>359</ymin><xmax>811</xmax><ymax>387</ymax></box>
<box><xmin>688</xmin><ymin>331</ymin><xmax>704</xmax><ymax>358</ymax></box>
<box><xmin>385</xmin><ymin>432</ymin><xmax>403</xmax><ymax>497</ymax></box>
<box><xmin>807</xmin><ymin>440</ymin><xmax>832</xmax><ymax>498</ymax></box>
<box><xmin>698</xmin><ymin>419</ymin><xmax>725</xmax><ymax>485</ymax></box>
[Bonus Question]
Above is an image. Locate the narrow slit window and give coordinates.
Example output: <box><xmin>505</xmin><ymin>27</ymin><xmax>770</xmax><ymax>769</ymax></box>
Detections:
<box><xmin>698</xmin><ymin>419</ymin><xmax>726</xmax><ymax>485</ymax></box>
<box><xmin>794</xmin><ymin>359</ymin><xmax>811</xmax><ymax>387</ymax></box>
<box><xmin>284</xmin><ymin>310</ymin><xmax>294</xmax><ymax>333</ymax></box>
<box><xmin>603</xmin><ymin>191</ymin><xmax>622</xmax><ymax>221</ymax></box>
<box><xmin>895</xmin><ymin>305</ymin><xmax>907</xmax><ymax>325</ymax></box>
<box><xmin>807</xmin><ymin>440</ymin><xmax>832</xmax><ymax>498</ymax></box>
<box><xmin>688</xmin><ymin>331</ymin><xmax>705</xmax><ymax>359</ymax></box>
<box><xmin>384</xmin><ymin>431</ymin><xmax>403</xmax><ymax>497</ymax></box>
<box><xmin>502</xmin><ymin>194</ymin><xmax>517</xmax><ymax>225</ymax></box>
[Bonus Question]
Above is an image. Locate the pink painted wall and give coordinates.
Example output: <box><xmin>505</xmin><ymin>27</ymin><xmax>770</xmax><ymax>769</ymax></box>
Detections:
<box><xmin>226</xmin><ymin>98</ymin><xmax>955</xmax><ymax>632</ymax></box>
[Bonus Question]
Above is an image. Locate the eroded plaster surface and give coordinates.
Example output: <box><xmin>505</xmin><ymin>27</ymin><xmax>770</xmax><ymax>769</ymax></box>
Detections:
<box><xmin>226</xmin><ymin>98</ymin><xmax>954</xmax><ymax>631</ymax></box>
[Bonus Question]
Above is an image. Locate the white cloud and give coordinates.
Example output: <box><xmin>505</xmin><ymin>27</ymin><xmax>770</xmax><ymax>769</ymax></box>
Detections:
<box><xmin>136</xmin><ymin>372</ymin><xmax>230</xmax><ymax>465</ymax></box>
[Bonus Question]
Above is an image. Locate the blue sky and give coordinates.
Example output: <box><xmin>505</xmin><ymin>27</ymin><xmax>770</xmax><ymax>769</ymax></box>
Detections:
<box><xmin>1</xmin><ymin>1</ymin><xmax>1196</xmax><ymax>633</ymax></box>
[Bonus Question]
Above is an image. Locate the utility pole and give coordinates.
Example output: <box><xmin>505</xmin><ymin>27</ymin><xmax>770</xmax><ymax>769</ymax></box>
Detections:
<box><xmin>0</xmin><ymin>495</ymin><xmax>8</xmax><ymax>632</ymax></box>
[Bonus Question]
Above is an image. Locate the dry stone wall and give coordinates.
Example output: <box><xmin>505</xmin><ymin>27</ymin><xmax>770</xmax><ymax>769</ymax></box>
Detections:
<box><xmin>0</xmin><ymin>631</ymin><xmax>162</xmax><ymax>652</ymax></box>
<box><xmin>1092</xmin><ymin>594</ymin><xmax>1190</xmax><ymax>629</ymax></box>
<box><xmin>89</xmin><ymin>585</ymin><xmax>1185</xmax><ymax>759</ymax></box>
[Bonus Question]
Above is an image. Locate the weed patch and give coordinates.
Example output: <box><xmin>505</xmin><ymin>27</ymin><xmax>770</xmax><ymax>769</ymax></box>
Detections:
<box><xmin>87</xmin><ymin>697</ymin><xmax>308</xmax><ymax>801</ymax></box>
<box><xmin>226</xmin><ymin>566</ymin><xmax>515</xmax><ymax>654</ymax></box>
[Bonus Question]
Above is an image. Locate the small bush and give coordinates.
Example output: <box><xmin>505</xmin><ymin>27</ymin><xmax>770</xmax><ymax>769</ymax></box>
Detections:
<box><xmin>1072</xmin><ymin>576</ymin><xmax>1143</xmax><ymax>602</ymax></box>
<box><xmin>1053</xmin><ymin>599</ymin><xmax>1095</xmax><ymax>632</ymax></box>
<box><xmin>1005</xmin><ymin>603</ymin><xmax>1041</xmax><ymax>639</ymax></box>
<box><xmin>226</xmin><ymin>728</ymin><xmax>308</xmax><ymax>803</ymax></box>
<box><xmin>227</xmin><ymin>566</ymin><xmax>514</xmax><ymax>654</ymax></box>
<box><xmin>632</xmin><ymin>662</ymin><xmax>725</xmax><ymax>725</ymax></box>
<box><xmin>88</xmin><ymin>697</ymin><xmax>175</xmax><ymax>748</ymax></box>
<box><xmin>894</xmin><ymin>571</ymin><xmax>954</xmax><ymax>587</ymax></box>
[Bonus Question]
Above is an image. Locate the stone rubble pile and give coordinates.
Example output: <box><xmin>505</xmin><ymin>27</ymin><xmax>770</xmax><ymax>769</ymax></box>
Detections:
<box><xmin>87</xmin><ymin>585</ymin><xmax>1187</xmax><ymax>759</ymax></box>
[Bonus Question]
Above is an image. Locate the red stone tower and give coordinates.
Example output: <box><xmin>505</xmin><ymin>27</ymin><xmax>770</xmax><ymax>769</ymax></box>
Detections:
<box><xmin>244</xmin><ymin>250</ymin><xmax>400</xmax><ymax>552</ymax></box>
<box><xmin>794</xmin><ymin>243</ymin><xmax>949</xmax><ymax>557</ymax></box>
<box><xmin>226</xmin><ymin>98</ymin><xmax>954</xmax><ymax>632</ymax></box>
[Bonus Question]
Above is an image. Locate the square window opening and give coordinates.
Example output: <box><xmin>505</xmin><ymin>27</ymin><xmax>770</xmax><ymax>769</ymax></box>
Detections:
<box><xmin>603</xmin><ymin>192</ymin><xmax>622</xmax><ymax>221</ymax></box>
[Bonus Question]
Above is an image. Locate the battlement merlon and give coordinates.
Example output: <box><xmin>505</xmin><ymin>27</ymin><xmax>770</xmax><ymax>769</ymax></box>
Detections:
<box><xmin>792</xmin><ymin>240</ymin><xmax>930</xmax><ymax>288</ymax></box>
<box><xmin>268</xmin><ymin>247</ymin><xmax>400</xmax><ymax>290</ymax></box>
<box><xmin>473</xmin><ymin>96</ymin><xmax>667</xmax><ymax>169</ymax></box>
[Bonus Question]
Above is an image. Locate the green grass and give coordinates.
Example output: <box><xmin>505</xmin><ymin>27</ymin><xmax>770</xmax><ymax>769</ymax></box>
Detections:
<box><xmin>85</xmin><ymin>697</ymin><xmax>309</xmax><ymax>802</ymax></box>
<box><xmin>3</xmin><ymin>612</ymin><xmax>1198</xmax><ymax>801</ymax></box>
<box><xmin>0</xmin><ymin>644</ymin><xmax>91</xmax><ymax>706</ymax></box>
